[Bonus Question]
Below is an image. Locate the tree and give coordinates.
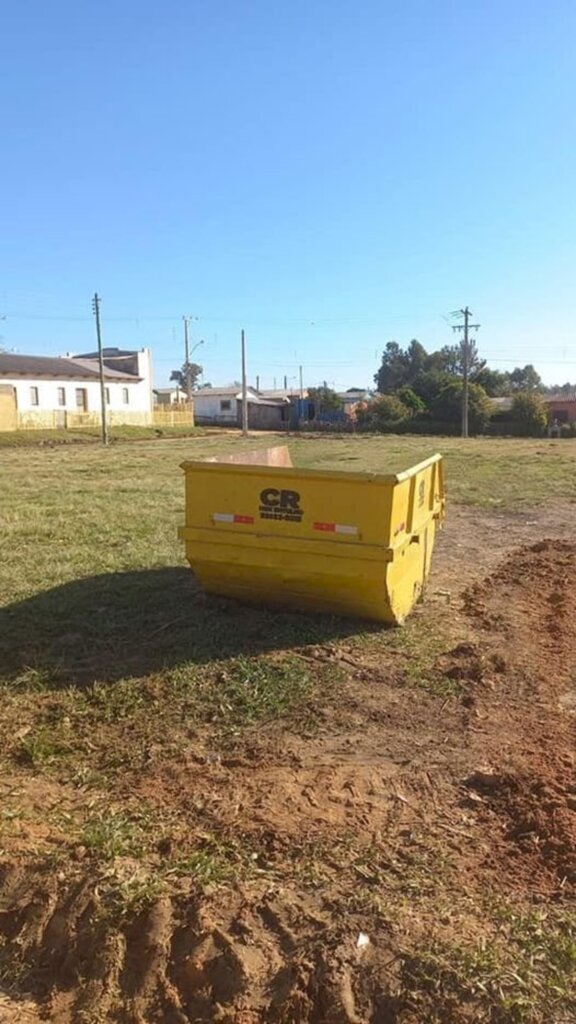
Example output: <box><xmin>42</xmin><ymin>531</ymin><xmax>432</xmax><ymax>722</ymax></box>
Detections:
<box><xmin>471</xmin><ymin>366</ymin><xmax>509</xmax><ymax>396</ymax></box>
<box><xmin>432</xmin><ymin>341</ymin><xmax>485</xmax><ymax>377</ymax></box>
<box><xmin>506</xmin><ymin>364</ymin><xmax>543</xmax><ymax>393</ymax></box>
<box><xmin>411</xmin><ymin>369</ymin><xmax>454</xmax><ymax>405</ymax></box>
<box><xmin>431</xmin><ymin>380</ymin><xmax>492</xmax><ymax>435</ymax></box>
<box><xmin>375</xmin><ymin>338</ymin><xmax>486</xmax><ymax>395</ymax></box>
<box><xmin>356</xmin><ymin>395</ymin><xmax>411</xmax><ymax>432</ymax></box>
<box><xmin>170</xmin><ymin>361</ymin><xmax>203</xmax><ymax>394</ymax></box>
<box><xmin>307</xmin><ymin>386</ymin><xmax>344</xmax><ymax>413</ymax></box>
<box><xmin>374</xmin><ymin>341</ymin><xmax>409</xmax><ymax>393</ymax></box>
<box><xmin>510</xmin><ymin>393</ymin><xmax>548</xmax><ymax>436</ymax></box>
<box><xmin>405</xmin><ymin>339</ymin><xmax>428</xmax><ymax>378</ymax></box>
<box><xmin>397</xmin><ymin>386</ymin><xmax>425</xmax><ymax>413</ymax></box>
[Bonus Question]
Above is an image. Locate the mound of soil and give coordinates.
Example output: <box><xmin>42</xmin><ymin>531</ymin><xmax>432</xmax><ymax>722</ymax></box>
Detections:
<box><xmin>459</xmin><ymin>539</ymin><xmax>576</xmax><ymax>891</ymax></box>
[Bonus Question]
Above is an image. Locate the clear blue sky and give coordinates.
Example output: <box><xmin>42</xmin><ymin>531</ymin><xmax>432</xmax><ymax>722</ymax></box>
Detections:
<box><xmin>2</xmin><ymin>0</ymin><xmax>576</xmax><ymax>390</ymax></box>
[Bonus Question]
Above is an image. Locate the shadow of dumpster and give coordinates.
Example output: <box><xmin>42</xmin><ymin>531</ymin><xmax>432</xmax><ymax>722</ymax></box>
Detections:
<box><xmin>0</xmin><ymin>568</ymin><xmax>379</xmax><ymax>688</ymax></box>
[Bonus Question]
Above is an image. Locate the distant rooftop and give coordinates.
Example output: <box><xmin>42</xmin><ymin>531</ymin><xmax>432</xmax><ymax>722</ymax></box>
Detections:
<box><xmin>546</xmin><ymin>392</ymin><xmax>576</xmax><ymax>402</ymax></box>
<box><xmin>259</xmin><ymin>388</ymin><xmax>305</xmax><ymax>400</ymax></box>
<box><xmin>0</xmin><ymin>352</ymin><xmax>140</xmax><ymax>381</ymax></box>
<box><xmin>194</xmin><ymin>386</ymin><xmax>287</xmax><ymax>405</ymax></box>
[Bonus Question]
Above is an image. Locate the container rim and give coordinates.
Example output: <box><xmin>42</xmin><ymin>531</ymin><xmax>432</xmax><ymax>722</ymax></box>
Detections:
<box><xmin>180</xmin><ymin>451</ymin><xmax>443</xmax><ymax>484</ymax></box>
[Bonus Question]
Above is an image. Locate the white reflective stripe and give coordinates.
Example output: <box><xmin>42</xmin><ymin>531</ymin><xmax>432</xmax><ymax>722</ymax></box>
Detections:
<box><xmin>335</xmin><ymin>524</ymin><xmax>358</xmax><ymax>535</ymax></box>
<box><xmin>213</xmin><ymin>513</ymin><xmax>234</xmax><ymax>522</ymax></box>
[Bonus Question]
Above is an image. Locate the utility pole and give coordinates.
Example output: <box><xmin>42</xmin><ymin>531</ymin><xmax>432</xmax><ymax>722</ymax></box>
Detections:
<box><xmin>241</xmin><ymin>329</ymin><xmax>248</xmax><ymax>437</ymax></box>
<box><xmin>91</xmin><ymin>292</ymin><xmax>108</xmax><ymax>446</ymax></box>
<box><xmin>183</xmin><ymin>316</ymin><xmax>192</xmax><ymax>401</ymax></box>
<box><xmin>299</xmin><ymin>364</ymin><xmax>304</xmax><ymax>400</ymax></box>
<box><xmin>182</xmin><ymin>317</ymin><xmax>203</xmax><ymax>403</ymax></box>
<box><xmin>256</xmin><ymin>374</ymin><xmax>260</xmax><ymax>392</ymax></box>
<box><xmin>451</xmin><ymin>306</ymin><xmax>480</xmax><ymax>438</ymax></box>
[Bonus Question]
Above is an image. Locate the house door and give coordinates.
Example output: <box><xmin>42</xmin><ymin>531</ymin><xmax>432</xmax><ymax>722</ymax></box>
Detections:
<box><xmin>75</xmin><ymin>388</ymin><xmax>88</xmax><ymax>412</ymax></box>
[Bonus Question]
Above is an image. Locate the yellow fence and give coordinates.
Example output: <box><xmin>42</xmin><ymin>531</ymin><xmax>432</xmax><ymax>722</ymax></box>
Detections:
<box><xmin>152</xmin><ymin>405</ymin><xmax>195</xmax><ymax>427</ymax></box>
<box><xmin>13</xmin><ymin>405</ymin><xmax>194</xmax><ymax>431</ymax></box>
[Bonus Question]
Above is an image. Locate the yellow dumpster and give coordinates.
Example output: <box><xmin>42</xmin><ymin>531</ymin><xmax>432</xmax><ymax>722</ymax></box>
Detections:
<box><xmin>179</xmin><ymin>447</ymin><xmax>445</xmax><ymax>624</ymax></box>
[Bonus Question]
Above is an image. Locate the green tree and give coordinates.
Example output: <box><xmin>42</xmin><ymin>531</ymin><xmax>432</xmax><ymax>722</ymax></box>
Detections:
<box><xmin>307</xmin><ymin>386</ymin><xmax>344</xmax><ymax>413</ymax></box>
<box><xmin>405</xmin><ymin>339</ymin><xmax>428</xmax><ymax>377</ymax></box>
<box><xmin>431</xmin><ymin>380</ymin><xmax>492</xmax><ymax>435</ymax></box>
<box><xmin>397</xmin><ymin>385</ymin><xmax>425</xmax><ymax>413</ymax></box>
<box><xmin>356</xmin><ymin>394</ymin><xmax>411</xmax><ymax>432</ymax></box>
<box><xmin>506</xmin><ymin>364</ymin><xmax>543</xmax><ymax>393</ymax></box>
<box><xmin>170</xmin><ymin>361</ymin><xmax>203</xmax><ymax>392</ymax></box>
<box><xmin>411</xmin><ymin>369</ymin><xmax>454</xmax><ymax>405</ymax></box>
<box><xmin>374</xmin><ymin>341</ymin><xmax>409</xmax><ymax>393</ymax></box>
<box><xmin>471</xmin><ymin>366</ymin><xmax>509</xmax><ymax>396</ymax></box>
<box><xmin>510</xmin><ymin>392</ymin><xmax>548</xmax><ymax>436</ymax></box>
<box><xmin>375</xmin><ymin>338</ymin><xmax>486</xmax><ymax>395</ymax></box>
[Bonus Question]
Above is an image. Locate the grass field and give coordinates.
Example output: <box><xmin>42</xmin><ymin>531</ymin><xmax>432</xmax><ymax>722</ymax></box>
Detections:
<box><xmin>1</xmin><ymin>432</ymin><xmax>576</xmax><ymax>1023</ymax></box>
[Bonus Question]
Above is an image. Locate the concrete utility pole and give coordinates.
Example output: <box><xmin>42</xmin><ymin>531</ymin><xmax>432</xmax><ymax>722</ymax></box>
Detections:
<box><xmin>182</xmin><ymin>316</ymin><xmax>192</xmax><ymax>401</ymax></box>
<box><xmin>91</xmin><ymin>292</ymin><xmax>108</xmax><ymax>446</ymax></box>
<box><xmin>299</xmin><ymin>364</ymin><xmax>304</xmax><ymax>400</ymax></box>
<box><xmin>452</xmin><ymin>307</ymin><xmax>480</xmax><ymax>438</ymax></box>
<box><xmin>241</xmin><ymin>329</ymin><xmax>249</xmax><ymax>437</ymax></box>
<box><xmin>182</xmin><ymin>317</ymin><xmax>203</xmax><ymax>403</ymax></box>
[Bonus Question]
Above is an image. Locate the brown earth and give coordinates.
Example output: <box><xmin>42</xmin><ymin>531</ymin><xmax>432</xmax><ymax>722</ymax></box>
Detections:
<box><xmin>1</xmin><ymin>506</ymin><xmax>575</xmax><ymax>1022</ymax></box>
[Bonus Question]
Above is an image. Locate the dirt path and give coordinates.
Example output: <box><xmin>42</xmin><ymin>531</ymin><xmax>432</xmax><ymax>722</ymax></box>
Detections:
<box><xmin>1</xmin><ymin>503</ymin><xmax>575</xmax><ymax>1023</ymax></box>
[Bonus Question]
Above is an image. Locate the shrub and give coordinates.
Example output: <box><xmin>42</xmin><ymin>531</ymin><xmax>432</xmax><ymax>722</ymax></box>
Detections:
<box><xmin>510</xmin><ymin>393</ymin><xmax>548</xmax><ymax>437</ymax></box>
<box><xmin>397</xmin><ymin>386</ymin><xmax>426</xmax><ymax>414</ymax></box>
<box><xmin>356</xmin><ymin>395</ymin><xmax>411</xmax><ymax>432</ymax></box>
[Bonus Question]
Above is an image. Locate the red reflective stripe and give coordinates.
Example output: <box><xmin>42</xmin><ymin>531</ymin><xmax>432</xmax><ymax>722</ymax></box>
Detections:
<box><xmin>234</xmin><ymin>515</ymin><xmax>254</xmax><ymax>524</ymax></box>
<box><xmin>313</xmin><ymin>521</ymin><xmax>336</xmax><ymax>532</ymax></box>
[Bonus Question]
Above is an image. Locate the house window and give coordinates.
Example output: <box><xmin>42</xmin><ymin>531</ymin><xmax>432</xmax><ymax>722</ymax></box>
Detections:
<box><xmin>57</xmin><ymin>387</ymin><xmax>66</xmax><ymax>407</ymax></box>
<box><xmin>220</xmin><ymin>399</ymin><xmax>231</xmax><ymax>411</ymax></box>
<box><xmin>122</xmin><ymin>388</ymin><xmax>129</xmax><ymax>404</ymax></box>
<box><xmin>105</xmin><ymin>387</ymin><xmax>110</xmax><ymax>405</ymax></box>
<box><xmin>30</xmin><ymin>386</ymin><xmax>39</xmax><ymax>406</ymax></box>
<box><xmin>75</xmin><ymin>388</ymin><xmax>87</xmax><ymax>410</ymax></box>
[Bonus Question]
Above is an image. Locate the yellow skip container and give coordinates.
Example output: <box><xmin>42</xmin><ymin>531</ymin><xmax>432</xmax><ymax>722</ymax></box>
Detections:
<box><xmin>179</xmin><ymin>447</ymin><xmax>445</xmax><ymax>624</ymax></box>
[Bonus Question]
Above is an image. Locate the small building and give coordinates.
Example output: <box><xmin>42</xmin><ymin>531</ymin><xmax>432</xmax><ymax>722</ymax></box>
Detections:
<box><xmin>192</xmin><ymin>387</ymin><xmax>289</xmax><ymax>429</ymax></box>
<box><xmin>0</xmin><ymin>348</ymin><xmax>153</xmax><ymax>430</ymax></box>
<box><xmin>153</xmin><ymin>386</ymin><xmax>186</xmax><ymax>406</ymax></box>
<box><xmin>545</xmin><ymin>394</ymin><xmax>576</xmax><ymax>425</ymax></box>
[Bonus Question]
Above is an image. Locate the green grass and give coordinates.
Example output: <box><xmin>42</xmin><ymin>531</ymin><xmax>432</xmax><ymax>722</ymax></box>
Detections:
<box><xmin>169</xmin><ymin>654</ymin><xmax>316</xmax><ymax>725</ymax></box>
<box><xmin>80</xmin><ymin>810</ymin><xmax>148</xmax><ymax>859</ymax></box>
<box><xmin>1</xmin><ymin>433</ymin><xmax>575</xmax><ymax>610</ymax></box>
<box><xmin>0</xmin><ymin>424</ymin><xmax>204</xmax><ymax>447</ymax></box>
<box><xmin>402</xmin><ymin>907</ymin><xmax>576</xmax><ymax>1023</ymax></box>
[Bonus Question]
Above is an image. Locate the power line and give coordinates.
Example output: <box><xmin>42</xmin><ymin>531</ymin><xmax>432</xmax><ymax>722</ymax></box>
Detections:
<box><xmin>1</xmin><ymin>309</ymin><xmax>438</xmax><ymax>327</ymax></box>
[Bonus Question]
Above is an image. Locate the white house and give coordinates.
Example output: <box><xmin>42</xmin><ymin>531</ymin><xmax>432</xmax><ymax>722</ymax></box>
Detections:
<box><xmin>192</xmin><ymin>386</ymin><xmax>288</xmax><ymax>429</ymax></box>
<box><xmin>0</xmin><ymin>348</ymin><xmax>153</xmax><ymax>429</ymax></box>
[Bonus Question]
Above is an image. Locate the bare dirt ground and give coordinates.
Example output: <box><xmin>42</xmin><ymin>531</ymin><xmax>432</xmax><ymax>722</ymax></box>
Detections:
<box><xmin>1</xmin><ymin>502</ymin><xmax>575</xmax><ymax>1023</ymax></box>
